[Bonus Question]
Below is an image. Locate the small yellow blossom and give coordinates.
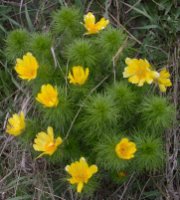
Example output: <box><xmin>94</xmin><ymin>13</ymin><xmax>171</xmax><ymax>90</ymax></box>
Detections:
<box><xmin>6</xmin><ymin>112</ymin><xmax>25</xmax><ymax>136</ymax></box>
<box><xmin>65</xmin><ymin>157</ymin><xmax>98</xmax><ymax>193</ymax></box>
<box><xmin>155</xmin><ymin>68</ymin><xmax>172</xmax><ymax>92</ymax></box>
<box><xmin>118</xmin><ymin>171</ymin><xmax>127</xmax><ymax>178</ymax></box>
<box><xmin>123</xmin><ymin>58</ymin><xmax>159</xmax><ymax>86</ymax></box>
<box><xmin>115</xmin><ymin>138</ymin><xmax>137</xmax><ymax>160</ymax></box>
<box><xmin>68</xmin><ymin>66</ymin><xmax>89</xmax><ymax>85</ymax></box>
<box><xmin>36</xmin><ymin>84</ymin><xmax>59</xmax><ymax>107</ymax></box>
<box><xmin>33</xmin><ymin>126</ymin><xmax>62</xmax><ymax>158</ymax></box>
<box><xmin>83</xmin><ymin>12</ymin><xmax>109</xmax><ymax>35</ymax></box>
<box><xmin>15</xmin><ymin>52</ymin><xmax>39</xmax><ymax>81</ymax></box>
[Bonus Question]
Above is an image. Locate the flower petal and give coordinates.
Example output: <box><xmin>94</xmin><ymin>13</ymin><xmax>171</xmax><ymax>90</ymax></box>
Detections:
<box><xmin>77</xmin><ymin>182</ymin><xmax>84</xmax><ymax>193</ymax></box>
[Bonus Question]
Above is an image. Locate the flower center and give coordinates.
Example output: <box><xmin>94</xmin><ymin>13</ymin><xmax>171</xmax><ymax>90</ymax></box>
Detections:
<box><xmin>75</xmin><ymin>172</ymin><xmax>88</xmax><ymax>182</ymax></box>
<box><xmin>46</xmin><ymin>142</ymin><xmax>55</xmax><ymax>151</ymax></box>
<box><xmin>120</xmin><ymin>147</ymin><xmax>126</xmax><ymax>154</ymax></box>
<box><xmin>137</xmin><ymin>67</ymin><xmax>146</xmax><ymax>78</ymax></box>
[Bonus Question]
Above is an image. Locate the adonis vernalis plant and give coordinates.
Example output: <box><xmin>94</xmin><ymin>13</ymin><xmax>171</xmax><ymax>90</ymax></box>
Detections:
<box><xmin>115</xmin><ymin>138</ymin><xmax>137</xmax><ymax>160</ymax></box>
<box><xmin>155</xmin><ymin>68</ymin><xmax>172</xmax><ymax>92</ymax></box>
<box><xmin>36</xmin><ymin>84</ymin><xmax>59</xmax><ymax>108</ymax></box>
<box><xmin>65</xmin><ymin>157</ymin><xmax>98</xmax><ymax>193</ymax></box>
<box><xmin>4</xmin><ymin>6</ymin><xmax>174</xmax><ymax>196</ymax></box>
<box><xmin>6</xmin><ymin>112</ymin><xmax>25</xmax><ymax>136</ymax></box>
<box><xmin>33</xmin><ymin>126</ymin><xmax>63</xmax><ymax>158</ymax></box>
<box><xmin>15</xmin><ymin>52</ymin><xmax>39</xmax><ymax>81</ymax></box>
<box><xmin>68</xmin><ymin>66</ymin><xmax>89</xmax><ymax>85</ymax></box>
<box><xmin>123</xmin><ymin>58</ymin><xmax>159</xmax><ymax>86</ymax></box>
<box><xmin>83</xmin><ymin>12</ymin><xmax>109</xmax><ymax>35</ymax></box>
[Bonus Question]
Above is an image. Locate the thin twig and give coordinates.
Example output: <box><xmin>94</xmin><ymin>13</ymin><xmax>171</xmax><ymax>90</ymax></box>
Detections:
<box><xmin>35</xmin><ymin>187</ymin><xmax>65</xmax><ymax>200</ymax></box>
<box><xmin>96</xmin><ymin>1</ymin><xmax>142</xmax><ymax>45</ymax></box>
<box><xmin>138</xmin><ymin>177</ymin><xmax>150</xmax><ymax>200</ymax></box>
<box><xmin>111</xmin><ymin>172</ymin><xmax>135</xmax><ymax>198</ymax></box>
<box><xmin>112</xmin><ymin>37</ymin><xmax>128</xmax><ymax>82</ymax></box>
<box><xmin>86</xmin><ymin>0</ymin><xmax>94</xmax><ymax>12</ymax></box>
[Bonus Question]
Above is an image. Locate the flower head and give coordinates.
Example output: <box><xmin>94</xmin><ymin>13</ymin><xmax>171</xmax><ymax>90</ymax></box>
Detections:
<box><xmin>15</xmin><ymin>52</ymin><xmax>39</xmax><ymax>81</ymax></box>
<box><xmin>6</xmin><ymin>111</ymin><xmax>25</xmax><ymax>136</ymax></box>
<box><xmin>155</xmin><ymin>68</ymin><xmax>172</xmax><ymax>92</ymax></box>
<box><xmin>33</xmin><ymin>126</ymin><xmax>62</xmax><ymax>158</ymax></box>
<box><xmin>123</xmin><ymin>58</ymin><xmax>159</xmax><ymax>86</ymax></box>
<box><xmin>65</xmin><ymin>157</ymin><xmax>98</xmax><ymax>193</ymax></box>
<box><xmin>118</xmin><ymin>171</ymin><xmax>127</xmax><ymax>178</ymax></box>
<box><xmin>68</xmin><ymin>66</ymin><xmax>89</xmax><ymax>85</ymax></box>
<box><xmin>36</xmin><ymin>84</ymin><xmax>59</xmax><ymax>107</ymax></box>
<box><xmin>115</xmin><ymin>138</ymin><xmax>137</xmax><ymax>160</ymax></box>
<box><xmin>83</xmin><ymin>12</ymin><xmax>109</xmax><ymax>35</ymax></box>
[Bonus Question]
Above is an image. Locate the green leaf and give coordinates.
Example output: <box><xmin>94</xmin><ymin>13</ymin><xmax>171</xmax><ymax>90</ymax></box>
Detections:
<box><xmin>25</xmin><ymin>5</ymin><xmax>34</xmax><ymax>32</ymax></box>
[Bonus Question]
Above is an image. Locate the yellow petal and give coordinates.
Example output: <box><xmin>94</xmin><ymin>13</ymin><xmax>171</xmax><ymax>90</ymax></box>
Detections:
<box><xmin>138</xmin><ymin>78</ymin><xmax>146</xmax><ymax>86</ymax></box>
<box><xmin>85</xmin><ymin>68</ymin><xmax>89</xmax><ymax>79</ymax></box>
<box><xmin>55</xmin><ymin>137</ymin><xmax>63</xmax><ymax>146</ymax></box>
<box><xmin>65</xmin><ymin>165</ymin><xmax>70</xmax><ymax>172</ymax></box>
<box><xmin>159</xmin><ymin>84</ymin><xmax>166</xmax><ymax>92</ymax></box>
<box><xmin>128</xmin><ymin>76</ymin><xmax>139</xmax><ymax>84</ymax></box>
<box><xmin>120</xmin><ymin>138</ymin><xmax>129</xmax><ymax>143</ymax></box>
<box><xmin>84</xmin><ymin>12</ymin><xmax>95</xmax><ymax>28</ymax></box>
<box><xmin>33</xmin><ymin>144</ymin><xmax>43</xmax><ymax>151</ymax></box>
<box><xmin>36</xmin><ymin>131</ymin><xmax>50</xmax><ymax>142</ymax></box>
<box><xmin>89</xmin><ymin>165</ymin><xmax>98</xmax><ymax>175</ymax></box>
<box><xmin>68</xmin><ymin>178</ymin><xmax>77</xmax><ymax>184</ymax></box>
<box><xmin>95</xmin><ymin>17</ymin><xmax>109</xmax><ymax>30</ymax></box>
<box><xmin>77</xmin><ymin>182</ymin><xmax>84</xmax><ymax>193</ymax></box>
<box><xmin>125</xmin><ymin>57</ymin><xmax>131</xmax><ymax>65</ymax></box>
<box><xmin>47</xmin><ymin>126</ymin><xmax>54</xmax><ymax>141</ymax></box>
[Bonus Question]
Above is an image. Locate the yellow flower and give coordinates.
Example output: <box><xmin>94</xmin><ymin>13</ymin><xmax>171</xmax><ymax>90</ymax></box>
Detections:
<box><xmin>118</xmin><ymin>171</ymin><xmax>127</xmax><ymax>178</ymax></box>
<box><xmin>68</xmin><ymin>66</ymin><xmax>89</xmax><ymax>85</ymax></box>
<box><xmin>155</xmin><ymin>68</ymin><xmax>172</xmax><ymax>92</ymax></box>
<box><xmin>123</xmin><ymin>58</ymin><xmax>159</xmax><ymax>86</ymax></box>
<box><xmin>83</xmin><ymin>12</ymin><xmax>109</xmax><ymax>35</ymax></box>
<box><xmin>36</xmin><ymin>84</ymin><xmax>59</xmax><ymax>107</ymax></box>
<box><xmin>6</xmin><ymin>111</ymin><xmax>25</xmax><ymax>136</ymax></box>
<box><xmin>115</xmin><ymin>138</ymin><xmax>137</xmax><ymax>160</ymax></box>
<box><xmin>65</xmin><ymin>157</ymin><xmax>98</xmax><ymax>193</ymax></box>
<box><xmin>33</xmin><ymin>126</ymin><xmax>62</xmax><ymax>158</ymax></box>
<box><xmin>15</xmin><ymin>52</ymin><xmax>39</xmax><ymax>81</ymax></box>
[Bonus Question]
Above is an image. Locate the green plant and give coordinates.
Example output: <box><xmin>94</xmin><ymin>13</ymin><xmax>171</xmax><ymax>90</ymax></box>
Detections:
<box><xmin>6</xmin><ymin>29</ymin><xmax>30</xmax><ymax>61</ymax></box>
<box><xmin>52</xmin><ymin>6</ymin><xmax>83</xmax><ymax>37</ymax></box>
<box><xmin>4</xmin><ymin>6</ymin><xmax>175</xmax><ymax>197</ymax></box>
<box><xmin>140</xmin><ymin>96</ymin><xmax>175</xmax><ymax>130</ymax></box>
<box><xmin>133</xmin><ymin>135</ymin><xmax>165</xmax><ymax>172</ymax></box>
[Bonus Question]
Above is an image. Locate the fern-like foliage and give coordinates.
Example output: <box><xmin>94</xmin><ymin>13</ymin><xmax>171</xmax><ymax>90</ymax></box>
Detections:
<box><xmin>97</xmin><ymin>27</ymin><xmax>126</xmax><ymax>59</ymax></box>
<box><xmin>140</xmin><ymin>96</ymin><xmax>175</xmax><ymax>130</ymax></box>
<box><xmin>52</xmin><ymin>7</ymin><xmax>83</xmax><ymax>37</ymax></box>
<box><xmin>133</xmin><ymin>135</ymin><xmax>165</xmax><ymax>172</ymax></box>
<box><xmin>30</xmin><ymin>33</ymin><xmax>52</xmax><ymax>63</ymax></box>
<box><xmin>6</xmin><ymin>29</ymin><xmax>30</xmax><ymax>60</ymax></box>
<box><xmin>66</xmin><ymin>39</ymin><xmax>96</xmax><ymax>67</ymax></box>
<box><xmin>81</xmin><ymin>94</ymin><xmax>119</xmax><ymax>139</ymax></box>
<box><xmin>108</xmin><ymin>81</ymin><xmax>136</xmax><ymax>114</ymax></box>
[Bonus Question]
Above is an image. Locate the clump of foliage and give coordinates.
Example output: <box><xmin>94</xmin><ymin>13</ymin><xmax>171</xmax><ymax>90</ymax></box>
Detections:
<box><xmin>4</xmin><ymin>6</ymin><xmax>175</xmax><ymax>197</ymax></box>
